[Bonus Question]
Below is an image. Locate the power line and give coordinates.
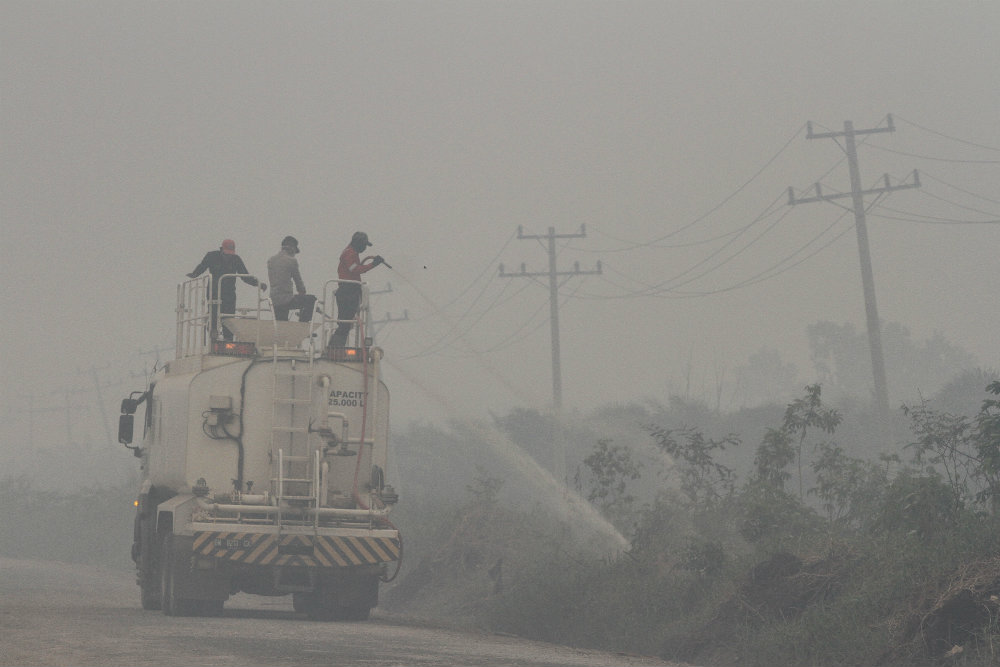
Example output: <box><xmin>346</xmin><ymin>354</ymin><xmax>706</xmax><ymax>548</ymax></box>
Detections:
<box><xmin>580</xmin><ymin>123</ymin><xmax>808</xmax><ymax>252</ymax></box>
<box><xmin>401</xmin><ymin>277</ymin><xmax>529</xmax><ymax>359</ymax></box>
<box><xmin>867</xmin><ymin>210</ymin><xmax>1000</xmax><ymax>226</ymax></box>
<box><xmin>922</xmin><ymin>171</ymin><xmax>1000</xmax><ymax>206</ymax></box>
<box><xmin>895</xmin><ymin>115</ymin><xmax>1000</xmax><ymax>153</ymax></box>
<box><xmin>387</xmin><ymin>266</ymin><xmax>531</xmax><ymax>402</ymax></box>
<box><xmin>865</xmin><ymin>142</ymin><xmax>1000</xmax><ymax>164</ymax></box>
<box><xmin>914</xmin><ymin>187</ymin><xmax>1000</xmax><ymax>218</ymax></box>
<box><xmin>632</xmin><ymin>192</ymin><xmax>789</xmax><ymax>295</ymax></box>
<box><xmin>569</xmin><ymin>205</ymin><xmax>856</xmax><ymax>301</ymax></box>
<box><xmin>869</xmin><ymin>196</ymin><xmax>1000</xmax><ymax>225</ymax></box>
<box><xmin>408</xmin><ymin>227</ymin><xmax>519</xmax><ymax>323</ymax></box>
<box><xmin>573</xmin><ymin>220</ymin><xmax>747</xmax><ymax>253</ymax></box>
<box><xmin>480</xmin><ymin>276</ymin><xmax>592</xmax><ymax>355</ymax></box>
<box><xmin>657</xmin><ymin>213</ymin><xmax>857</xmax><ymax>298</ymax></box>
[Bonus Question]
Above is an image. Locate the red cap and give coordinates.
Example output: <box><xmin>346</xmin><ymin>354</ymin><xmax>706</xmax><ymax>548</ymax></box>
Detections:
<box><xmin>221</xmin><ymin>239</ymin><xmax>236</xmax><ymax>254</ymax></box>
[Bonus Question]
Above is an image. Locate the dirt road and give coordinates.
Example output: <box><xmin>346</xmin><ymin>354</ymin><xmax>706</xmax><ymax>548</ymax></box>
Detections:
<box><xmin>0</xmin><ymin>558</ymin><xmax>678</xmax><ymax>666</ymax></box>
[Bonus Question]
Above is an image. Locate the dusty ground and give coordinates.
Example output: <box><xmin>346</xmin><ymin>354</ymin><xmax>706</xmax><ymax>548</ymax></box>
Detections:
<box><xmin>0</xmin><ymin>558</ymin><xmax>681</xmax><ymax>667</ymax></box>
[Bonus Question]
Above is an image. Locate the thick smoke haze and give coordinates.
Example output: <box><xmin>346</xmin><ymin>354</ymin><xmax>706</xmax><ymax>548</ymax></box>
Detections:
<box><xmin>3</xmin><ymin>1</ymin><xmax>998</xmax><ymax>481</ymax></box>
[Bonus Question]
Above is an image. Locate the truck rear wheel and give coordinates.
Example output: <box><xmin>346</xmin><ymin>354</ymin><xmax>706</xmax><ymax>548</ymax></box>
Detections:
<box><xmin>199</xmin><ymin>599</ymin><xmax>225</xmax><ymax>616</ymax></box>
<box><xmin>299</xmin><ymin>577</ymin><xmax>376</xmax><ymax>621</ymax></box>
<box><xmin>160</xmin><ymin>534</ymin><xmax>199</xmax><ymax>616</ymax></box>
<box><xmin>140</xmin><ymin>576</ymin><xmax>161</xmax><ymax>610</ymax></box>
<box><xmin>339</xmin><ymin>604</ymin><xmax>371</xmax><ymax>622</ymax></box>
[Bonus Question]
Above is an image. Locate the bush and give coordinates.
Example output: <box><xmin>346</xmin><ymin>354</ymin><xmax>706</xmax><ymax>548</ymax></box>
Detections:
<box><xmin>0</xmin><ymin>476</ymin><xmax>136</xmax><ymax>570</ymax></box>
<box><xmin>386</xmin><ymin>385</ymin><xmax>1000</xmax><ymax>666</ymax></box>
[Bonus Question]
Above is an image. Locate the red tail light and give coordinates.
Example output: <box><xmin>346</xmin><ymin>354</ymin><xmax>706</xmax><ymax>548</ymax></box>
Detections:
<box><xmin>211</xmin><ymin>341</ymin><xmax>257</xmax><ymax>357</ymax></box>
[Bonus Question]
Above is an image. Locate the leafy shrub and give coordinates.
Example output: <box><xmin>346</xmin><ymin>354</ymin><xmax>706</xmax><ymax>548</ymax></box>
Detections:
<box><xmin>388</xmin><ymin>383</ymin><xmax>1000</xmax><ymax>666</ymax></box>
<box><xmin>0</xmin><ymin>476</ymin><xmax>136</xmax><ymax>570</ymax></box>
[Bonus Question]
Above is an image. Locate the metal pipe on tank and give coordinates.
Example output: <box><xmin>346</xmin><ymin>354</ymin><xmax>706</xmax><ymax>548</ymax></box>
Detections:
<box><xmin>195</xmin><ymin>496</ymin><xmax>389</xmax><ymax>519</ymax></box>
<box><xmin>320</xmin><ymin>460</ymin><xmax>330</xmax><ymax>507</ymax></box>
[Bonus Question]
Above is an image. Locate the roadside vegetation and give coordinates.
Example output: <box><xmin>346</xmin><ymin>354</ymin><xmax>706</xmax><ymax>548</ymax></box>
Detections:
<box><xmin>2</xmin><ymin>322</ymin><xmax>997</xmax><ymax>665</ymax></box>
<box><xmin>386</xmin><ymin>375</ymin><xmax>1000</xmax><ymax>667</ymax></box>
<box><xmin>0</xmin><ymin>477</ymin><xmax>135</xmax><ymax>570</ymax></box>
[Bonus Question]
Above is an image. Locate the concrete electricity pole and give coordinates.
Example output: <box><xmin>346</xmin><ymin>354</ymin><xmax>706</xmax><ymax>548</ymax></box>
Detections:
<box><xmin>80</xmin><ymin>364</ymin><xmax>120</xmax><ymax>450</ymax></box>
<box><xmin>788</xmin><ymin>116</ymin><xmax>920</xmax><ymax>442</ymax></box>
<box><xmin>8</xmin><ymin>393</ymin><xmax>82</xmax><ymax>449</ymax></box>
<box><xmin>370</xmin><ymin>310</ymin><xmax>409</xmax><ymax>339</ymax></box>
<box><xmin>500</xmin><ymin>225</ymin><xmax>601</xmax><ymax>482</ymax></box>
<box><xmin>500</xmin><ymin>225</ymin><xmax>602</xmax><ymax>410</ymax></box>
<box><xmin>50</xmin><ymin>387</ymin><xmax>90</xmax><ymax>446</ymax></box>
<box><xmin>365</xmin><ymin>283</ymin><xmax>406</xmax><ymax>341</ymax></box>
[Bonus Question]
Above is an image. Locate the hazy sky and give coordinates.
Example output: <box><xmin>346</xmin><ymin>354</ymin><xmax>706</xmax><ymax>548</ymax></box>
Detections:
<box><xmin>3</xmin><ymin>1</ymin><xmax>998</xmax><ymax>457</ymax></box>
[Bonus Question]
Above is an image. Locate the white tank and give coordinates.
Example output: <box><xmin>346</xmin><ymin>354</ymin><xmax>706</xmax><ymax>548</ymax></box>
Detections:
<box><xmin>142</xmin><ymin>353</ymin><xmax>390</xmax><ymax>504</ymax></box>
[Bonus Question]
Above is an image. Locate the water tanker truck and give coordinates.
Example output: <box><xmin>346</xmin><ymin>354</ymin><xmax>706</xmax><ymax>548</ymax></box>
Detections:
<box><xmin>119</xmin><ymin>274</ymin><xmax>400</xmax><ymax>620</ymax></box>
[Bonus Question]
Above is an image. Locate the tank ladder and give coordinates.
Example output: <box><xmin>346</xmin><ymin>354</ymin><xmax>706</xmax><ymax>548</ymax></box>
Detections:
<box><xmin>269</xmin><ymin>349</ymin><xmax>320</xmax><ymax>531</ymax></box>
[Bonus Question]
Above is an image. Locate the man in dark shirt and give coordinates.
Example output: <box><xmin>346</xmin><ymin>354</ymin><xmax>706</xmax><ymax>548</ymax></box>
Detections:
<box><xmin>187</xmin><ymin>239</ymin><xmax>265</xmax><ymax>340</ymax></box>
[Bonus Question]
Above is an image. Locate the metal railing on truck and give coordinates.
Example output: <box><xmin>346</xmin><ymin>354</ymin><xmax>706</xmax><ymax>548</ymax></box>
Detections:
<box><xmin>175</xmin><ymin>275</ymin><xmax>375</xmax><ymax>358</ymax></box>
<box><xmin>320</xmin><ymin>279</ymin><xmax>373</xmax><ymax>351</ymax></box>
<box><xmin>176</xmin><ymin>273</ymin><xmax>301</xmax><ymax>358</ymax></box>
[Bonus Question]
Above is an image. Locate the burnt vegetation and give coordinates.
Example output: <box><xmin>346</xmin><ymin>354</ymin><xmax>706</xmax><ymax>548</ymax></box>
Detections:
<box><xmin>384</xmin><ymin>374</ymin><xmax>1000</xmax><ymax>667</ymax></box>
<box><xmin>3</xmin><ymin>331</ymin><xmax>999</xmax><ymax>666</ymax></box>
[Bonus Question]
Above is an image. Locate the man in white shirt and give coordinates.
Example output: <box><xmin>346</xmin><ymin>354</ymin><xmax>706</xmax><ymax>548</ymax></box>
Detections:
<box><xmin>266</xmin><ymin>236</ymin><xmax>316</xmax><ymax>322</ymax></box>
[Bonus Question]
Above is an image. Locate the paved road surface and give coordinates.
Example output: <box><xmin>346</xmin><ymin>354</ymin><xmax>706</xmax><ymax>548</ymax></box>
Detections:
<box><xmin>0</xmin><ymin>558</ymin><xmax>680</xmax><ymax>666</ymax></box>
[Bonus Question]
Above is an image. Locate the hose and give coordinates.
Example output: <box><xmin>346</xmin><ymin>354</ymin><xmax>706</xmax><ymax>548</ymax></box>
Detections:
<box><xmin>351</xmin><ymin>311</ymin><xmax>372</xmax><ymax>510</ymax></box>
<box><xmin>379</xmin><ymin>518</ymin><xmax>404</xmax><ymax>583</ymax></box>
<box><xmin>232</xmin><ymin>358</ymin><xmax>260</xmax><ymax>489</ymax></box>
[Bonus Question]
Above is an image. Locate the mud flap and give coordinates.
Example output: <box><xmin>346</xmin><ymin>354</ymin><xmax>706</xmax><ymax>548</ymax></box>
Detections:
<box><xmin>167</xmin><ymin>534</ymin><xmax>230</xmax><ymax>601</ymax></box>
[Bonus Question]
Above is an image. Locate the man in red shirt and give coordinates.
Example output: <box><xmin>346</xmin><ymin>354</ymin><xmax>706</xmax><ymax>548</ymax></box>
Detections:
<box><xmin>328</xmin><ymin>232</ymin><xmax>386</xmax><ymax>349</ymax></box>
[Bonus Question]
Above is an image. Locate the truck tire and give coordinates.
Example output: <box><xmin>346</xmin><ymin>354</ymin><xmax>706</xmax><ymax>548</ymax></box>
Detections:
<box><xmin>297</xmin><ymin>590</ymin><xmax>344</xmax><ymax>622</ymax></box>
<box><xmin>159</xmin><ymin>536</ymin><xmax>174</xmax><ymax>616</ymax></box>
<box><xmin>340</xmin><ymin>575</ymin><xmax>378</xmax><ymax>621</ymax></box>
<box><xmin>339</xmin><ymin>604</ymin><xmax>372</xmax><ymax>622</ymax></box>
<box><xmin>300</xmin><ymin>578</ymin><xmax>375</xmax><ymax>621</ymax></box>
<box><xmin>140</xmin><ymin>576</ymin><xmax>161</xmax><ymax>610</ymax></box>
<box><xmin>199</xmin><ymin>599</ymin><xmax>225</xmax><ymax>616</ymax></box>
<box><xmin>160</xmin><ymin>534</ymin><xmax>199</xmax><ymax>616</ymax></box>
<box><xmin>138</xmin><ymin>518</ymin><xmax>161</xmax><ymax>610</ymax></box>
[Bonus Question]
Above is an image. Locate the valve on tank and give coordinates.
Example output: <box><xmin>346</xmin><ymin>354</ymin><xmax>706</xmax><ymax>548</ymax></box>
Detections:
<box><xmin>380</xmin><ymin>485</ymin><xmax>399</xmax><ymax>505</ymax></box>
<box><xmin>193</xmin><ymin>477</ymin><xmax>210</xmax><ymax>497</ymax></box>
<box><xmin>310</xmin><ymin>419</ymin><xmax>355</xmax><ymax>456</ymax></box>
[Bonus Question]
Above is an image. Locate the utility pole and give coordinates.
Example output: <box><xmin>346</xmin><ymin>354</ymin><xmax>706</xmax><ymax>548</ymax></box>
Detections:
<box><xmin>138</xmin><ymin>344</ymin><xmax>174</xmax><ymax>366</ymax></box>
<box><xmin>370</xmin><ymin>310</ymin><xmax>409</xmax><ymax>339</ymax></box>
<box><xmin>79</xmin><ymin>365</ymin><xmax>120</xmax><ymax>450</ymax></box>
<box><xmin>500</xmin><ymin>225</ymin><xmax>601</xmax><ymax>482</ymax></box>
<box><xmin>49</xmin><ymin>387</ymin><xmax>90</xmax><ymax>446</ymax></box>
<box><xmin>368</xmin><ymin>282</ymin><xmax>394</xmax><ymax>298</ymax></box>
<box><xmin>364</xmin><ymin>283</ymin><xmax>404</xmax><ymax>341</ymax></box>
<box><xmin>500</xmin><ymin>225</ymin><xmax>602</xmax><ymax>410</ymax></box>
<box><xmin>8</xmin><ymin>393</ymin><xmax>77</xmax><ymax>449</ymax></box>
<box><xmin>788</xmin><ymin>116</ymin><xmax>920</xmax><ymax>442</ymax></box>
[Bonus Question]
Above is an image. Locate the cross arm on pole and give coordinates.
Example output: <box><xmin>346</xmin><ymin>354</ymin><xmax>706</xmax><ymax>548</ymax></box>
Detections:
<box><xmin>807</xmin><ymin>114</ymin><xmax>896</xmax><ymax>140</ymax></box>
<box><xmin>516</xmin><ymin>224</ymin><xmax>587</xmax><ymax>241</ymax></box>
<box><xmin>499</xmin><ymin>261</ymin><xmax>602</xmax><ymax>279</ymax></box>
<box><xmin>789</xmin><ymin>170</ymin><xmax>920</xmax><ymax>205</ymax></box>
